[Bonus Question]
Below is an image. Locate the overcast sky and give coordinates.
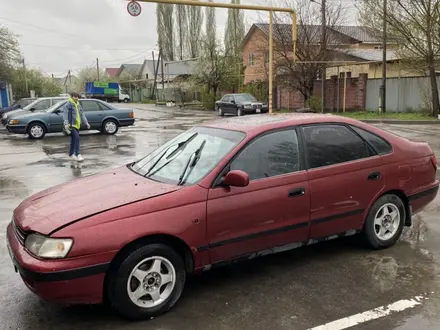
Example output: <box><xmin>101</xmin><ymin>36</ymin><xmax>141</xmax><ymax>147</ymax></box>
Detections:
<box><xmin>0</xmin><ymin>0</ymin><xmax>356</xmax><ymax>78</ymax></box>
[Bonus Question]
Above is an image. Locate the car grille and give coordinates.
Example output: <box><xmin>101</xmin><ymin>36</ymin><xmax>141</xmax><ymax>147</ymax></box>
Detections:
<box><xmin>13</xmin><ymin>220</ymin><xmax>27</xmax><ymax>246</ymax></box>
<box><xmin>252</xmin><ymin>104</ymin><xmax>262</xmax><ymax>109</ymax></box>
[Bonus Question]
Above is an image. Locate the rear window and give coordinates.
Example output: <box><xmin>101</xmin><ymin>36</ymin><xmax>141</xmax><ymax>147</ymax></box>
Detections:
<box><xmin>350</xmin><ymin>126</ymin><xmax>392</xmax><ymax>155</ymax></box>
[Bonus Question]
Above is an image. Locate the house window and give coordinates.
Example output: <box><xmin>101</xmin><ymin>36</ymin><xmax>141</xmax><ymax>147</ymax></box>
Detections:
<box><xmin>248</xmin><ymin>53</ymin><xmax>254</xmax><ymax>66</ymax></box>
<box><xmin>374</xmin><ymin>46</ymin><xmax>383</xmax><ymax>50</ymax></box>
<box><xmin>264</xmin><ymin>52</ymin><xmax>269</xmax><ymax>64</ymax></box>
<box><xmin>340</xmin><ymin>72</ymin><xmax>352</xmax><ymax>78</ymax></box>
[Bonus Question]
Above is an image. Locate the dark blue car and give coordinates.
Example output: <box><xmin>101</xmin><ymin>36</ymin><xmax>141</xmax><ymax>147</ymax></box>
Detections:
<box><xmin>5</xmin><ymin>99</ymin><xmax>135</xmax><ymax>139</ymax></box>
<box><xmin>0</xmin><ymin>98</ymin><xmax>36</xmax><ymax>115</ymax></box>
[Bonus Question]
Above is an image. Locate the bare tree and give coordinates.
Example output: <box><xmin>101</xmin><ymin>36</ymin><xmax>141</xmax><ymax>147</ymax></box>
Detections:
<box><xmin>175</xmin><ymin>4</ymin><xmax>188</xmax><ymax>60</ymax></box>
<box><xmin>224</xmin><ymin>0</ymin><xmax>245</xmax><ymax>58</ymax></box>
<box><xmin>0</xmin><ymin>26</ymin><xmax>20</xmax><ymax>82</ymax></box>
<box><xmin>357</xmin><ymin>0</ymin><xmax>440</xmax><ymax>117</ymax></box>
<box><xmin>157</xmin><ymin>4</ymin><xmax>175</xmax><ymax>61</ymax></box>
<box><xmin>187</xmin><ymin>4</ymin><xmax>204</xmax><ymax>58</ymax></box>
<box><xmin>251</xmin><ymin>0</ymin><xmax>347</xmax><ymax>105</ymax></box>
<box><xmin>206</xmin><ymin>0</ymin><xmax>216</xmax><ymax>50</ymax></box>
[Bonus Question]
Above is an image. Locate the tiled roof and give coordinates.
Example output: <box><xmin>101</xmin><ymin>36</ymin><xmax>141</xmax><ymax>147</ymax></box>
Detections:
<box><xmin>118</xmin><ymin>63</ymin><xmax>143</xmax><ymax>77</ymax></box>
<box><xmin>105</xmin><ymin>68</ymin><xmax>119</xmax><ymax>77</ymax></box>
<box><xmin>331</xmin><ymin>26</ymin><xmax>382</xmax><ymax>43</ymax></box>
<box><xmin>253</xmin><ymin>23</ymin><xmax>383</xmax><ymax>45</ymax></box>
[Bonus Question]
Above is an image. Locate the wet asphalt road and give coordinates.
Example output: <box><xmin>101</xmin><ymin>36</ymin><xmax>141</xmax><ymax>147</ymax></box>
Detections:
<box><xmin>1</xmin><ymin>105</ymin><xmax>440</xmax><ymax>330</ymax></box>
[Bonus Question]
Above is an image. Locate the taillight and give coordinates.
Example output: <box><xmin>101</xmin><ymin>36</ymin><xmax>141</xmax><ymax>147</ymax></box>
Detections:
<box><xmin>431</xmin><ymin>155</ymin><xmax>437</xmax><ymax>171</ymax></box>
<box><xmin>129</xmin><ymin>111</ymin><xmax>134</xmax><ymax>118</ymax></box>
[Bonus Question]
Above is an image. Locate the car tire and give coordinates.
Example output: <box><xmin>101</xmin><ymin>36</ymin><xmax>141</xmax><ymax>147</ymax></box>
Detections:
<box><xmin>103</xmin><ymin>119</ymin><xmax>119</xmax><ymax>135</ymax></box>
<box><xmin>107</xmin><ymin>243</ymin><xmax>186</xmax><ymax>320</ymax></box>
<box><xmin>363</xmin><ymin>194</ymin><xmax>406</xmax><ymax>249</ymax></box>
<box><xmin>218</xmin><ymin>107</ymin><xmax>224</xmax><ymax>117</ymax></box>
<box><xmin>236</xmin><ymin>108</ymin><xmax>243</xmax><ymax>116</ymax></box>
<box><xmin>124</xmin><ymin>98</ymin><xmax>129</xmax><ymax>103</ymax></box>
<box><xmin>27</xmin><ymin>122</ymin><xmax>46</xmax><ymax>139</ymax></box>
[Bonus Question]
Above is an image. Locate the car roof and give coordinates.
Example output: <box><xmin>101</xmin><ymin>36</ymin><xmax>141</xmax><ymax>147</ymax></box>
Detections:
<box><xmin>200</xmin><ymin>113</ymin><xmax>365</xmax><ymax>134</ymax></box>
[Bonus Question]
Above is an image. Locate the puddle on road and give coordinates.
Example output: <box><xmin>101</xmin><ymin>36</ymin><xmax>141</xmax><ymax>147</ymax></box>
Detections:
<box><xmin>0</xmin><ymin>177</ymin><xmax>29</xmax><ymax>200</ymax></box>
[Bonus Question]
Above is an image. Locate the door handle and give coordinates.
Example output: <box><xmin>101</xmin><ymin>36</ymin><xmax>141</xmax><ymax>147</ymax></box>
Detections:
<box><xmin>368</xmin><ymin>172</ymin><xmax>381</xmax><ymax>180</ymax></box>
<box><xmin>288</xmin><ymin>187</ymin><xmax>305</xmax><ymax>198</ymax></box>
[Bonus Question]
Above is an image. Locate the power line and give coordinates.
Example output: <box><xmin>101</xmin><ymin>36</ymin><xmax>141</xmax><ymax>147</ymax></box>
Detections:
<box><xmin>20</xmin><ymin>43</ymin><xmax>157</xmax><ymax>51</ymax></box>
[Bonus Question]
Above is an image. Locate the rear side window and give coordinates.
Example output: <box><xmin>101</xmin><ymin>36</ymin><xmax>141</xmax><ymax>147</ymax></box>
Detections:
<box><xmin>230</xmin><ymin>129</ymin><xmax>300</xmax><ymax>180</ymax></box>
<box><xmin>302</xmin><ymin>124</ymin><xmax>374</xmax><ymax>169</ymax></box>
<box><xmin>350</xmin><ymin>126</ymin><xmax>392</xmax><ymax>155</ymax></box>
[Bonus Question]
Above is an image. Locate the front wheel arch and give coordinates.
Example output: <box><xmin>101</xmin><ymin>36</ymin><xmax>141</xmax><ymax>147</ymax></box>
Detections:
<box><xmin>27</xmin><ymin>121</ymin><xmax>47</xmax><ymax>139</ymax></box>
<box><xmin>103</xmin><ymin>234</ymin><xmax>195</xmax><ymax>302</ymax></box>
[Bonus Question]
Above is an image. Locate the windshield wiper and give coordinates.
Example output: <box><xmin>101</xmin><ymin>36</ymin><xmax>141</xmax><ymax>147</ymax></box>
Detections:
<box><xmin>177</xmin><ymin>140</ymin><xmax>206</xmax><ymax>186</ymax></box>
<box><xmin>145</xmin><ymin>133</ymin><xmax>198</xmax><ymax>178</ymax></box>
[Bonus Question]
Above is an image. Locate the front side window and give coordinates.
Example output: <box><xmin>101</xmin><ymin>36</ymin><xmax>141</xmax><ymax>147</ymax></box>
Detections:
<box><xmin>131</xmin><ymin>127</ymin><xmax>245</xmax><ymax>185</ymax></box>
<box><xmin>230</xmin><ymin>129</ymin><xmax>300</xmax><ymax>181</ymax></box>
<box><xmin>350</xmin><ymin>126</ymin><xmax>392</xmax><ymax>155</ymax></box>
<box><xmin>302</xmin><ymin>124</ymin><xmax>374</xmax><ymax>169</ymax></box>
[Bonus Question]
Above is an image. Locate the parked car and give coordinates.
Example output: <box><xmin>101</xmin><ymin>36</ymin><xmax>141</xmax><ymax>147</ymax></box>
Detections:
<box><xmin>6</xmin><ymin>114</ymin><xmax>438</xmax><ymax>319</ymax></box>
<box><xmin>1</xmin><ymin>97</ymin><xmax>69</xmax><ymax>126</ymax></box>
<box><xmin>215</xmin><ymin>93</ymin><xmax>268</xmax><ymax>116</ymax></box>
<box><xmin>5</xmin><ymin>98</ymin><xmax>135</xmax><ymax>139</ymax></box>
<box><xmin>0</xmin><ymin>98</ymin><xmax>36</xmax><ymax>115</ymax></box>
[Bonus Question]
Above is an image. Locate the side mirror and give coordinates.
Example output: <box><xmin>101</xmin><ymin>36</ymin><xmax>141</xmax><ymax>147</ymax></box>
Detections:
<box><xmin>222</xmin><ymin>170</ymin><xmax>249</xmax><ymax>187</ymax></box>
<box><xmin>30</xmin><ymin>107</ymin><xmax>35</xmax><ymax>111</ymax></box>
<box><xmin>231</xmin><ymin>100</ymin><xmax>236</xmax><ymax>104</ymax></box>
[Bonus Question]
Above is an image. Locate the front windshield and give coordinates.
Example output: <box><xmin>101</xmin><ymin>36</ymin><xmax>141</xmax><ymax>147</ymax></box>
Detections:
<box><xmin>235</xmin><ymin>94</ymin><xmax>257</xmax><ymax>102</ymax></box>
<box><xmin>18</xmin><ymin>99</ymin><xmax>34</xmax><ymax>107</ymax></box>
<box><xmin>131</xmin><ymin>126</ymin><xmax>245</xmax><ymax>185</ymax></box>
<box><xmin>22</xmin><ymin>100</ymin><xmax>39</xmax><ymax>111</ymax></box>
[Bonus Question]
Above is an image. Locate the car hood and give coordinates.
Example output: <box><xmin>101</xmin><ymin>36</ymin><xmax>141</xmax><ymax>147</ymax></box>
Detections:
<box><xmin>0</xmin><ymin>105</ymin><xmax>19</xmax><ymax>113</ymax></box>
<box><xmin>6</xmin><ymin>109</ymin><xmax>44</xmax><ymax>119</ymax></box>
<box><xmin>13</xmin><ymin>166</ymin><xmax>181</xmax><ymax>235</ymax></box>
<box><xmin>237</xmin><ymin>101</ymin><xmax>262</xmax><ymax>106</ymax></box>
<box><xmin>8</xmin><ymin>111</ymin><xmax>48</xmax><ymax>121</ymax></box>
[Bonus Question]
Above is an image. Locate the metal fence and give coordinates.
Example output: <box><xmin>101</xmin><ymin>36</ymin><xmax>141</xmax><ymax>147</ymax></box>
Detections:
<box><xmin>366</xmin><ymin>76</ymin><xmax>438</xmax><ymax>112</ymax></box>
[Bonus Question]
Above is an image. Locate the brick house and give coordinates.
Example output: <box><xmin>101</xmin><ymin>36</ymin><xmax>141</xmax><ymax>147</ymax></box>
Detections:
<box><xmin>241</xmin><ymin>23</ymin><xmax>396</xmax><ymax>110</ymax></box>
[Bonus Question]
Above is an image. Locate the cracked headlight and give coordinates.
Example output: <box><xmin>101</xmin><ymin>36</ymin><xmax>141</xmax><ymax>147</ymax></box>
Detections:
<box><xmin>25</xmin><ymin>233</ymin><xmax>73</xmax><ymax>259</ymax></box>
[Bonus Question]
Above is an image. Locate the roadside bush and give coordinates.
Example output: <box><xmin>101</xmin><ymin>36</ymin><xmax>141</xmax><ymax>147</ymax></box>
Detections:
<box><xmin>307</xmin><ymin>96</ymin><xmax>321</xmax><ymax>112</ymax></box>
<box><xmin>202</xmin><ymin>91</ymin><xmax>216</xmax><ymax>111</ymax></box>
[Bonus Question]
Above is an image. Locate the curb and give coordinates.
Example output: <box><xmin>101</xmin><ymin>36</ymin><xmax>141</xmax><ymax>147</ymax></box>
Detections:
<box><xmin>361</xmin><ymin>119</ymin><xmax>440</xmax><ymax>125</ymax></box>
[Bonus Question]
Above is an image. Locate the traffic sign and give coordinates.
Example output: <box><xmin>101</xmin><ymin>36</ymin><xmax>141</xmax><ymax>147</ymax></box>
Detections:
<box><xmin>127</xmin><ymin>1</ymin><xmax>142</xmax><ymax>16</ymax></box>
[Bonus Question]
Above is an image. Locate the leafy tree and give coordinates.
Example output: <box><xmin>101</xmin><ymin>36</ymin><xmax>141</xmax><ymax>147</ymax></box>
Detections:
<box><xmin>11</xmin><ymin>68</ymin><xmax>61</xmax><ymax>99</ymax></box>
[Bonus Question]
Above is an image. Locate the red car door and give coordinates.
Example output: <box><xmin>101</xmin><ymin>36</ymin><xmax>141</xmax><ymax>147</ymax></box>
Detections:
<box><xmin>206</xmin><ymin>129</ymin><xmax>310</xmax><ymax>264</ymax></box>
<box><xmin>300</xmin><ymin>124</ymin><xmax>386</xmax><ymax>239</ymax></box>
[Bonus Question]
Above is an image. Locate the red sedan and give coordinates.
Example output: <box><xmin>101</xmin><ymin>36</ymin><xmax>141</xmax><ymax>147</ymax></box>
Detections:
<box><xmin>6</xmin><ymin>114</ymin><xmax>438</xmax><ymax>319</ymax></box>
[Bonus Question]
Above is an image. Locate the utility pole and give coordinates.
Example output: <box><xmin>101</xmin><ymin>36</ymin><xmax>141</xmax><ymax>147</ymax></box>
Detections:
<box><xmin>22</xmin><ymin>58</ymin><xmax>29</xmax><ymax>96</ymax></box>
<box><xmin>320</xmin><ymin>0</ymin><xmax>326</xmax><ymax>113</ymax></box>
<box><xmin>96</xmin><ymin>58</ymin><xmax>100</xmax><ymax>81</ymax></box>
<box><xmin>379</xmin><ymin>0</ymin><xmax>387</xmax><ymax>113</ymax></box>
<box><xmin>161</xmin><ymin>51</ymin><xmax>165</xmax><ymax>89</ymax></box>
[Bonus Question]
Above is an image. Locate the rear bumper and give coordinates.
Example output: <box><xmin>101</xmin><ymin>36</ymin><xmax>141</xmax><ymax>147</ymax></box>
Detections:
<box><xmin>119</xmin><ymin>119</ymin><xmax>135</xmax><ymax>127</ymax></box>
<box><xmin>408</xmin><ymin>182</ymin><xmax>439</xmax><ymax>215</ymax></box>
<box><xmin>6</xmin><ymin>125</ymin><xmax>27</xmax><ymax>134</ymax></box>
<box><xmin>6</xmin><ymin>222</ymin><xmax>111</xmax><ymax>305</ymax></box>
